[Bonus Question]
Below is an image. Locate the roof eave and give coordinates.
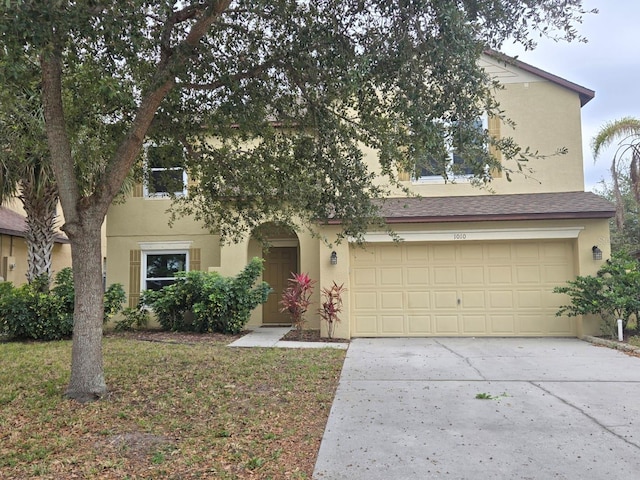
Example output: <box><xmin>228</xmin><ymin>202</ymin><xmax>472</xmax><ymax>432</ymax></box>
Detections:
<box><xmin>383</xmin><ymin>211</ymin><xmax>616</xmax><ymax>223</ymax></box>
<box><xmin>325</xmin><ymin>211</ymin><xmax>615</xmax><ymax>225</ymax></box>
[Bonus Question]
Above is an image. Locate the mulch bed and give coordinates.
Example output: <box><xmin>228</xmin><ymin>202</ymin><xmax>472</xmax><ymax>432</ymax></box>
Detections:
<box><xmin>281</xmin><ymin>329</ymin><xmax>349</xmax><ymax>343</ymax></box>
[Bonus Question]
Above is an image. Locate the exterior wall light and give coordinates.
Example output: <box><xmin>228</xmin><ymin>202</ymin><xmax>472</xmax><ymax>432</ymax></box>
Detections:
<box><xmin>592</xmin><ymin>245</ymin><xmax>603</xmax><ymax>261</ymax></box>
<box><xmin>330</xmin><ymin>251</ymin><xmax>338</xmax><ymax>265</ymax></box>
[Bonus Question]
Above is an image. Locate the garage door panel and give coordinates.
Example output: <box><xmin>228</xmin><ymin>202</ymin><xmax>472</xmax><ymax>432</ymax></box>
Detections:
<box><xmin>517</xmin><ymin>290</ymin><xmax>542</xmax><ymax>308</ymax></box>
<box><xmin>353</xmin><ymin>315</ymin><xmax>378</xmax><ymax>335</ymax></box>
<box><xmin>542</xmin><ymin>242</ymin><xmax>569</xmax><ymax>258</ymax></box>
<box><xmin>380</xmin><ymin>315</ymin><xmax>405</xmax><ymax>334</ymax></box>
<box><xmin>490</xmin><ymin>315</ymin><xmax>516</xmax><ymax>334</ymax></box>
<box><xmin>353</xmin><ymin>267</ymin><xmax>377</xmax><ymax>285</ymax></box>
<box><xmin>515</xmin><ymin>243</ymin><xmax>540</xmax><ymax>259</ymax></box>
<box><xmin>548</xmin><ymin>315</ymin><xmax>574</xmax><ymax>334</ymax></box>
<box><xmin>380</xmin><ymin>267</ymin><xmax>403</xmax><ymax>285</ymax></box>
<box><xmin>487</xmin><ymin>243</ymin><xmax>512</xmax><ymax>260</ymax></box>
<box><xmin>380</xmin><ymin>292</ymin><xmax>403</xmax><ymax>309</ymax></box>
<box><xmin>432</xmin><ymin>244</ymin><xmax>456</xmax><ymax>262</ymax></box>
<box><xmin>379</xmin><ymin>246</ymin><xmax>402</xmax><ymax>263</ymax></box>
<box><xmin>351</xmin><ymin>249</ymin><xmax>376</xmax><ymax>265</ymax></box>
<box><xmin>406</xmin><ymin>267</ymin><xmax>430</xmax><ymax>285</ymax></box>
<box><xmin>519</xmin><ymin>314</ymin><xmax>545</xmax><ymax>334</ymax></box>
<box><xmin>543</xmin><ymin>290</ymin><xmax>565</xmax><ymax>308</ymax></box>
<box><xmin>461</xmin><ymin>266</ymin><xmax>484</xmax><ymax>284</ymax></box>
<box><xmin>462</xmin><ymin>315</ymin><xmax>487</xmax><ymax>334</ymax></box>
<box><xmin>434</xmin><ymin>291</ymin><xmax>458</xmax><ymax>308</ymax></box>
<box><xmin>350</xmin><ymin>241</ymin><xmax>575</xmax><ymax>337</ymax></box>
<box><xmin>488</xmin><ymin>265</ymin><xmax>513</xmax><ymax>284</ymax></box>
<box><xmin>406</xmin><ymin>245</ymin><xmax>429</xmax><ymax>261</ymax></box>
<box><xmin>434</xmin><ymin>266</ymin><xmax>457</xmax><ymax>284</ymax></box>
<box><xmin>408</xmin><ymin>315</ymin><xmax>432</xmax><ymax>333</ymax></box>
<box><xmin>516</xmin><ymin>265</ymin><xmax>541</xmax><ymax>283</ymax></box>
<box><xmin>407</xmin><ymin>291</ymin><xmax>430</xmax><ymax>309</ymax></box>
<box><xmin>544</xmin><ymin>264</ymin><xmax>573</xmax><ymax>283</ymax></box>
<box><xmin>459</xmin><ymin>244</ymin><xmax>485</xmax><ymax>261</ymax></box>
<box><xmin>461</xmin><ymin>290</ymin><xmax>485</xmax><ymax>308</ymax></box>
<box><xmin>488</xmin><ymin>290</ymin><xmax>514</xmax><ymax>309</ymax></box>
<box><xmin>353</xmin><ymin>292</ymin><xmax>377</xmax><ymax>309</ymax></box>
<box><xmin>435</xmin><ymin>315</ymin><xmax>459</xmax><ymax>334</ymax></box>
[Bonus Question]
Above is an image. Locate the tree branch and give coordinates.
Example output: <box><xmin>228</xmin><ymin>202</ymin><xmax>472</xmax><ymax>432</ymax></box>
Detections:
<box><xmin>95</xmin><ymin>1</ymin><xmax>233</xmax><ymax>212</ymax></box>
<box><xmin>178</xmin><ymin>60</ymin><xmax>275</xmax><ymax>90</ymax></box>
<box><xmin>40</xmin><ymin>41</ymin><xmax>81</xmax><ymax>236</ymax></box>
<box><xmin>160</xmin><ymin>4</ymin><xmax>205</xmax><ymax>65</ymax></box>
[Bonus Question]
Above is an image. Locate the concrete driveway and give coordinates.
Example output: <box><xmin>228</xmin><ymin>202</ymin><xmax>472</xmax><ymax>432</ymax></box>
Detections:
<box><xmin>313</xmin><ymin>338</ymin><xmax>640</xmax><ymax>479</ymax></box>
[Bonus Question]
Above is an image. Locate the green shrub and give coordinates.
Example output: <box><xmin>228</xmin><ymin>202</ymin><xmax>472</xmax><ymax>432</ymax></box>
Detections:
<box><xmin>142</xmin><ymin>257</ymin><xmax>271</xmax><ymax>334</ymax></box>
<box><xmin>0</xmin><ymin>282</ymin><xmax>72</xmax><ymax>341</ymax></box>
<box><xmin>0</xmin><ymin>268</ymin><xmax>126</xmax><ymax>341</ymax></box>
<box><xmin>554</xmin><ymin>251</ymin><xmax>640</xmax><ymax>337</ymax></box>
<box><xmin>114</xmin><ymin>306</ymin><xmax>150</xmax><ymax>332</ymax></box>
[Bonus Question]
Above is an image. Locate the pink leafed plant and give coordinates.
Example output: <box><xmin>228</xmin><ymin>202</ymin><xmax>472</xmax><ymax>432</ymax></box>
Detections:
<box><xmin>318</xmin><ymin>282</ymin><xmax>347</xmax><ymax>339</ymax></box>
<box><xmin>279</xmin><ymin>272</ymin><xmax>316</xmax><ymax>336</ymax></box>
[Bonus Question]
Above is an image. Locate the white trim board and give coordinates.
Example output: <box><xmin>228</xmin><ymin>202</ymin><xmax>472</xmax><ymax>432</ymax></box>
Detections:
<box><xmin>353</xmin><ymin>227</ymin><xmax>584</xmax><ymax>243</ymax></box>
<box><xmin>138</xmin><ymin>241</ymin><xmax>193</xmax><ymax>251</ymax></box>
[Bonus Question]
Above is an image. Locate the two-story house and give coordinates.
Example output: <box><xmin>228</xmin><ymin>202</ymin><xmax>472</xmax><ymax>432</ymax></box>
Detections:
<box><xmin>106</xmin><ymin>53</ymin><xmax>614</xmax><ymax>339</ymax></box>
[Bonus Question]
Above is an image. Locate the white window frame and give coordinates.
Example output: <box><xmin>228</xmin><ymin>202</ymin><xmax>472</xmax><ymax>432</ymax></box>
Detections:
<box><xmin>140</xmin><ymin>242</ymin><xmax>191</xmax><ymax>292</ymax></box>
<box><xmin>413</xmin><ymin>114</ymin><xmax>488</xmax><ymax>184</ymax></box>
<box><xmin>143</xmin><ymin>144</ymin><xmax>188</xmax><ymax>198</ymax></box>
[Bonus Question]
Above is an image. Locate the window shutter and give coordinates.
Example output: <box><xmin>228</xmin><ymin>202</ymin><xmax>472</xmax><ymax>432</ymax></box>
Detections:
<box><xmin>397</xmin><ymin>170</ymin><xmax>410</xmax><ymax>181</ymax></box>
<box><xmin>133</xmin><ymin>183</ymin><xmax>143</xmax><ymax>198</ymax></box>
<box><xmin>129</xmin><ymin>249</ymin><xmax>141</xmax><ymax>307</ymax></box>
<box><xmin>189</xmin><ymin>248</ymin><xmax>201</xmax><ymax>271</ymax></box>
<box><xmin>488</xmin><ymin>115</ymin><xmax>502</xmax><ymax>178</ymax></box>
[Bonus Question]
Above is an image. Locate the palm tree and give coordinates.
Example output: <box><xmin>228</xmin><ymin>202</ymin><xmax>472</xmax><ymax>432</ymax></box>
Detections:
<box><xmin>592</xmin><ymin>117</ymin><xmax>640</xmax><ymax>230</ymax></box>
<box><xmin>0</xmin><ymin>87</ymin><xmax>59</xmax><ymax>290</ymax></box>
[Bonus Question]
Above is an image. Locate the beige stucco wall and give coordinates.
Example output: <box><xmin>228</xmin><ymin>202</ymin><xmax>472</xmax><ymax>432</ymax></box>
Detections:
<box><xmin>0</xmin><ymin>234</ymin><xmax>71</xmax><ymax>286</ymax></box>
<box><xmin>0</xmin><ymin>234</ymin><xmax>27</xmax><ymax>284</ymax></box>
<box><xmin>362</xmin><ymin>55</ymin><xmax>587</xmax><ymax>197</ymax></box>
<box><xmin>106</xmin><ymin>197</ymin><xmax>222</xmax><ymax>299</ymax></box>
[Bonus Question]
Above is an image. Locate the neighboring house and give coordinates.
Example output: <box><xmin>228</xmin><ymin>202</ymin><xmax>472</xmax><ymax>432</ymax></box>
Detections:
<box><xmin>106</xmin><ymin>53</ymin><xmax>615</xmax><ymax>339</ymax></box>
<box><xmin>0</xmin><ymin>205</ymin><xmax>71</xmax><ymax>284</ymax></box>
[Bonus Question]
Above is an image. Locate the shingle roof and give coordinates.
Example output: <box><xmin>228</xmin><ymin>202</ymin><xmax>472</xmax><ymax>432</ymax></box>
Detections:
<box><xmin>376</xmin><ymin>192</ymin><xmax>615</xmax><ymax>223</ymax></box>
<box><xmin>0</xmin><ymin>206</ymin><xmax>69</xmax><ymax>243</ymax></box>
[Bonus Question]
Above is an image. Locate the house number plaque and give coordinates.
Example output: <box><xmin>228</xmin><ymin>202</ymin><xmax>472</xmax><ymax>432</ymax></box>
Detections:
<box><xmin>453</xmin><ymin>233</ymin><xmax>467</xmax><ymax>240</ymax></box>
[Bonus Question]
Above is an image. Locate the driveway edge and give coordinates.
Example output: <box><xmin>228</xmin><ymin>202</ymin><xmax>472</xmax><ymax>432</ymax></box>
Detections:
<box><xmin>583</xmin><ymin>335</ymin><xmax>640</xmax><ymax>354</ymax></box>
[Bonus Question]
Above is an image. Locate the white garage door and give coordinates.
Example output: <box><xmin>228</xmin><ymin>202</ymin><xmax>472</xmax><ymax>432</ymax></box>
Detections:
<box><xmin>350</xmin><ymin>240</ymin><xmax>576</xmax><ymax>337</ymax></box>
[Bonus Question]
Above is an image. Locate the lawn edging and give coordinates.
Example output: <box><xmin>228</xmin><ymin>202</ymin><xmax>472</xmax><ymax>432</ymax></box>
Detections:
<box><xmin>582</xmin><ymin>335</ymin><xmax>640</xmax><ymax>354</ymax></box>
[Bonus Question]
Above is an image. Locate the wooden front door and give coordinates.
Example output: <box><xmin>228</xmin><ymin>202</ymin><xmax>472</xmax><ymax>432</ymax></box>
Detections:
<box><xmin>263</xmin><ymin>247</ymin><xmax>298</xmax><ymax>324</ymax></box>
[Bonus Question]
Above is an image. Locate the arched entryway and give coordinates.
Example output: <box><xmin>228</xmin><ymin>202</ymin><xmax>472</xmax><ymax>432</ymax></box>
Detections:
<box><xmin>252</xmin><ymin>223</ymin><xmax>300</xmax><ymax>325</ymax></box>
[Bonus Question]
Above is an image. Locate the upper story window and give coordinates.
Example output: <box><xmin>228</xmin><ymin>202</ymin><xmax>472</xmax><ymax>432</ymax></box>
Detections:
<box><xmin>142</xmin><ymin>250</ymin><xmax>189</xmax><ymax>291</ymax></box>
<box><xmin>143</xmin><ymin>143</ymin><xmax>187</xmax><ymax>198</ymax></box>
<box><xmin>414</xmin><ymin>115</ymin><xmax>488</xmax><ymax>183</ymax></box>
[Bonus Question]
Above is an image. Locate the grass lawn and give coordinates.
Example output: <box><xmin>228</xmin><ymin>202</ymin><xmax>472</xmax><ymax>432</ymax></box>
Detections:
<box><xmin>0</xmin><ymin>333</ymin><xmax>346</xmax><ymax>479</ymax></box>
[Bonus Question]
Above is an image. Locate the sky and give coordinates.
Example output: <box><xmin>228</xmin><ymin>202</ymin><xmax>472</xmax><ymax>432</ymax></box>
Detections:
<box><xmin>500</xmin><ymin>1</ymin><xmax>640</xmax><ymax>192</ymax></box>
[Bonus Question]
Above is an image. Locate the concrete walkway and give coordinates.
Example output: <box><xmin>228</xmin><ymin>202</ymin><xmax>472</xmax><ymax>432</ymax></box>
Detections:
<box><xmin>313</xmin><ymin>337</ymin><xmax>640</xmax><ymax>479</ymax></box>
<box><xmin>228</xmin><ymin>326</ymin><xmax>349</xmax><ymax>349</ymax></box>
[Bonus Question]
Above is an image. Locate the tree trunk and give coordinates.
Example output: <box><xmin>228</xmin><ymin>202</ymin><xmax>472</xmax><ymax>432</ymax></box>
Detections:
<box><xmin>65</xmin><ymin>219</ymin><xmax>107</xmax><ymax>402</ymax></box>
<box><xmin>21</xmin><ymin>181</ymin><xmax>58</xmax><ymax>290</ymax></box>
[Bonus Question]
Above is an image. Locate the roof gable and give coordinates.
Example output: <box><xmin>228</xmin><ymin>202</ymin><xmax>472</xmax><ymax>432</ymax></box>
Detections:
<box><xmin>483</xmin><ymin>51</ymin><xmax>594</xmax><ymax>107</ymax></box>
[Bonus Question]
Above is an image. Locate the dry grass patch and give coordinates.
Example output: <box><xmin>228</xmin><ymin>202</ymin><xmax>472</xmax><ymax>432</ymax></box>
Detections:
<box><xmin>0</xmin><ymin>333</ymin><xmax>345</xmax><ymax>479</ymax></box>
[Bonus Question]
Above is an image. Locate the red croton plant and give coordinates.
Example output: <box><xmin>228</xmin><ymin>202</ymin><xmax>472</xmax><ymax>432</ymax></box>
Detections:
<box><xmin>279</xmin><ymin>272</ymin><xmax>316</xmax><ymax>337</ymax></box>
<box><xmin>319</xmin><ymin>282</ymin><xmax>347</xmax><ymax>339</ymax></box>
